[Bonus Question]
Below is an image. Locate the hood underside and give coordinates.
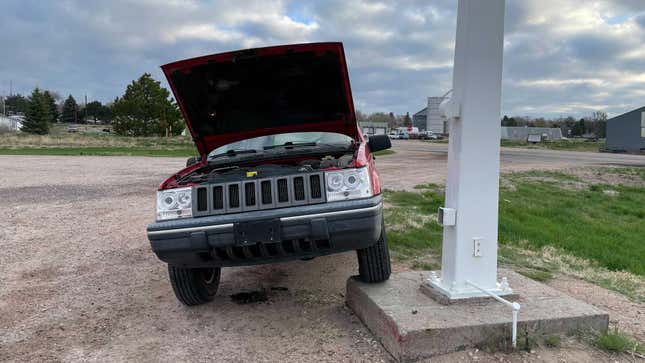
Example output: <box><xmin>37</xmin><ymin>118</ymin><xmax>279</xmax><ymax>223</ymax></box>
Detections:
<box><xmin>161</xmin><ymin>42</ymin><xmax>358</xmax><ymax>156</ymax></box>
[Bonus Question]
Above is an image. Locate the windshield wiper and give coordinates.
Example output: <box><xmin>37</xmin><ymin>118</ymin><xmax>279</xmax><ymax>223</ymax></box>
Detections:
<box><xmin>209</xmin><ymin>149</ymin><xmax>257</xmax><ymax>160</ymax></box>
<box><xmin>264</xmin><ymin>141</ymin><xmax>318</xmax><ymax>150</ymax></box>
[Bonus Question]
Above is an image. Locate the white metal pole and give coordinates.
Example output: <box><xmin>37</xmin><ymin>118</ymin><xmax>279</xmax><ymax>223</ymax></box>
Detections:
<box><xmin>427</xmin><ymin>0</ymin><xmax>507</xmax><ymax>299</ymax></box>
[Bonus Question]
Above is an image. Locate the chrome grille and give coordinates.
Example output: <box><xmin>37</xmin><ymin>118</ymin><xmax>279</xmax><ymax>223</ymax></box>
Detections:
<box><xmin>192</xmin><ymin>172</ymin><xmax>325</xmax><ymax>217</ymax></box>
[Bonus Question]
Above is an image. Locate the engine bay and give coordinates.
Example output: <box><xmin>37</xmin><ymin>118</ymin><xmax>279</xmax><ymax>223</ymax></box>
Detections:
<box><xmin>177</xmin><ymin>153</ymin><xmax>355</xmax><ymax>185</ymax></box>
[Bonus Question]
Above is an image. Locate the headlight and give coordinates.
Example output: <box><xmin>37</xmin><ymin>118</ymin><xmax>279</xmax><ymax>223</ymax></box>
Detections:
<box><xmin>156</xmin><ymin>187</ymin><xmax>193</xmax><ymax>221</ymax></box>
<box><xmin>325</xmin><ymin>167</ymin><xmax>372</xmax><ymax>202</ymax></box>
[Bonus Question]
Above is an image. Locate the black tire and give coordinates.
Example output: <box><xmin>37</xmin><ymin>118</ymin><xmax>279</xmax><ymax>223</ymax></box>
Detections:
<box><xmin>168</xmin><ymin>265</ymin><xmax>221</xmax><ymax>306</ymax></box>
<box><xmin>357</xmin><ymin>222</ymin><xmax>391</xmax><ymax>283</ymax></box>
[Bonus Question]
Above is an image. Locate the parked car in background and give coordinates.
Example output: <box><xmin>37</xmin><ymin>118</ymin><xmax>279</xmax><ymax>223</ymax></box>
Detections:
<box><xmin>418</xmin><ymin>130</ymin><xmax>442</xmax><ymax>140</ymax></box>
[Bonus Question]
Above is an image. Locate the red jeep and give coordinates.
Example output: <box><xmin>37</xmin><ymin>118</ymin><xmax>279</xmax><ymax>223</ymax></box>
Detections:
<box><xmin>147</xmin><ymin>42</ymin><xmax>392</xmax><ymax>306</ymax></box>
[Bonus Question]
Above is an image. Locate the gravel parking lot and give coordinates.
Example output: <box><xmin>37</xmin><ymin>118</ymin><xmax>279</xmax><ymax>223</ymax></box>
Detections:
<box><xmin>1</xmin><ymin>144</ymin><xmax>643</xmax><ymax>362</ymax></box>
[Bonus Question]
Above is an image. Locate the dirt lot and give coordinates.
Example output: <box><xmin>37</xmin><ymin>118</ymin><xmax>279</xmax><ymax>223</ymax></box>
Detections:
<box><xmin>1</xmin><ymin>145</ymin><xmax>643</xmax><ymax>362</ymax></box>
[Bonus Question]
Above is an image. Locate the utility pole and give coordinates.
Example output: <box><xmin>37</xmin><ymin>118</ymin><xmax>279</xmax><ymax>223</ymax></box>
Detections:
<box><xmin>426</xmin><ymin>0</ymin><xmax>509</xmax><ymax>300</ymax></box>
<box><xmin>84</xmin><ymin>94</ymin><xmax>88</xmax><ymax>123</ymax></box>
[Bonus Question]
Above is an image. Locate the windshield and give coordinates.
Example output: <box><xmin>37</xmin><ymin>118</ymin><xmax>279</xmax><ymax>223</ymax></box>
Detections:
<box><xmin>208</xmin><ymin>132</ymin><xmax>354</xmax><ymax>157</ymax></box>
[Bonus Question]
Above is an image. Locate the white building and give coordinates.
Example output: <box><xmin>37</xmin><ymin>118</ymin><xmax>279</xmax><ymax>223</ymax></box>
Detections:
<box><xmin>500</xmin><ymin>126</ymin><xmax>562</xmax><ymax>141</ymax></box>
<box><xmin>0</xmin><ymin>115</ymin><xmax>22</xmax><ymax>131</ymax></box>
<box><xmin>427</xmin><ymin>97</ymin><xmax>448</xmax><ymax>134</ymax></box>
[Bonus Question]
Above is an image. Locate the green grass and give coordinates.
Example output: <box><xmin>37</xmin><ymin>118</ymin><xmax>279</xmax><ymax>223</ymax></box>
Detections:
<box><xmin>383</xmin><ymin>168</ymin><xmax>645</xmax><ymax>301</ymax></box>
<box><xmin>383</xmin><ymin>185</ymin><xmax>444</xmax><ymax>261</ymax></box>
<box><xmin>0</xmin><ymin>131</ymin><xmax>197</xmax><ymax>157</ymax></box>
<box><xmin>594</xmin><ymin>329</ymin><xmax>643</xmax><ymax>354</ymax></box>
<box><xmin>544</xmin><ymin>335</ymin><xmax>561</xmax><ymax>348</ymax></box>
<box><xmin>372</xmin><ymin>149</ymin><xmax>396</xmax><ymax>156</ymax></box>
<box><xmin>500</xmin><ymin>170</ymin><xmax>645</xmax><ymax>276</ymax></box>
<box><xmin>0</xmin><ymin>131</ymin><xmax>398</xmax><ymax>158</ymax></box>
<box><xmin>0</xmin><ymin>146</ymin><xmax>196</xmax><ymax>157</ymax></box>
<box><xmin>501</xmin><ymin>139</ymin><xmax>604</xmax><ymax>152</ymax></box>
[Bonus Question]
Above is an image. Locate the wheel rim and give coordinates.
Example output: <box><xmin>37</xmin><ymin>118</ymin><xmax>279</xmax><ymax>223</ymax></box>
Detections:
<box><xmin>202</xmin><ymin>268</ymin><xmax>217</xmax><ymax>284</ymax></box>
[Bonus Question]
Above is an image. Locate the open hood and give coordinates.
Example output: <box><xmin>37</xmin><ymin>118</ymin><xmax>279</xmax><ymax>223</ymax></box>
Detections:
<box><xmin>161</xmin><ymin>42</ymin><xmax>358</xmax><ymax>156</ymax></box>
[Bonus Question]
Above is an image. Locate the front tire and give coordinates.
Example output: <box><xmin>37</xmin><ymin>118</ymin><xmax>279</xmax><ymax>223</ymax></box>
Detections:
<box><xmin>168</xmin><ymin>265</ymin><xmax>221</xmax><ymax>306</ymax></box>
<box><xmin>357</xmin><ymin>222</ymin><xmax>391</xmax><ymax>283</ymax></box>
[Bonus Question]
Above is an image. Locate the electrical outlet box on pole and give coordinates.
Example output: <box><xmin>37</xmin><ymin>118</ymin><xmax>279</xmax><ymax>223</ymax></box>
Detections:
<box><xmin>426</xmin><ymin>0</ymin><xmax>512</xmax><ymax>300</ymax></box>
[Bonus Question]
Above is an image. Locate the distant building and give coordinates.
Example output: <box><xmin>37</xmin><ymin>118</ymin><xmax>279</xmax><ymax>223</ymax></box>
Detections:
<box><xmin>426</xmin><ymin>97</ymin><xmax>448</xmax><ymax>134</ymax></box>
<box><xmin>500</xmin><ymin>127</ymin><xmax>562</xmax><ymax>141</ymax></box>
<box><xmin>0</xmin><ymin>115</ymin><xmax>22</xmax><ymax>131</ymax></box>
<box><xmin>606</xmin><ymin>106</ymin><xmax>645</xmax><ymax>153</ymax></box>
<box><xmin>412</xmin><ymin>97</ymin><xmax>449</xmax><ymax>134</ymax></box>
<box><xmin>412</xmin><ymin>107</ymin><xmax>427</xmax><ymax>131</ymax></box>
<box><xmin>359</xmin><ymin>121</ymin><xmax>389</xmax><ymax>136</ymax></box>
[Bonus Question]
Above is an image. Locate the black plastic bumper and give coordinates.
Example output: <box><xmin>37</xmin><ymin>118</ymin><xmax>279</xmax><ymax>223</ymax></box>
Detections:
<box><xmin>147</xmin><ymin>195</ymin><xmax>383</xmax><ymax>268</ymax></box>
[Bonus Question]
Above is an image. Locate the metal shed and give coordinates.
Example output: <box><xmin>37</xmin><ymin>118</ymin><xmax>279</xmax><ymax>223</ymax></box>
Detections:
<box><xmin>359</xmin><ymin>121</ymin><xmax>389</xmax><ymax>136</ymax></box>
<box><xmin>500</xmin><ymin>126</ymin><xmax>562</xmax><ymax>141</ymax></box>
<box><xmin>606</xmin><ymin>106</ymin><xmax>645</xmax><ymax>153</ymax></box>
<box><xmin>412</xmin><ymin>107</ymin><xmax>427</xmax><ymax>131</ymax></box>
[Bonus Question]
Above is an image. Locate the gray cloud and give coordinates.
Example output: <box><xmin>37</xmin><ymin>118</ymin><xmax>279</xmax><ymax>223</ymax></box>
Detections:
<box><xmin>1</xmin><ymin>0</ymin><xmax>644</xmax><ymax>118</ymax></box>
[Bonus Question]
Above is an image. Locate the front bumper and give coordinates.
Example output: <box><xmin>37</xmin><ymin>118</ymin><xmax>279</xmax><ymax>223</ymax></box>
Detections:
<box><xmin>147</xmin><ymin>195</ymin><xmax>383</xmax><ymax>267</ymax></box>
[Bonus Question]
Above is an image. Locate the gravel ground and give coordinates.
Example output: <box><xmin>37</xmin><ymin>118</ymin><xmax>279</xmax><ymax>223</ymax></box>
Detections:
<box><xmin>1</xmin><ymin>149</ymin><xmax>642</xmax><ymax>362</ymax></box>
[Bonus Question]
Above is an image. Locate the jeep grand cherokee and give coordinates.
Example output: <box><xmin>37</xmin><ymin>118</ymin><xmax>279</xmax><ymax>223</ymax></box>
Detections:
<box><xmin>147</xmin><ymin>42</ymin><xmax>392</xmax><ymax>306</ymax></box>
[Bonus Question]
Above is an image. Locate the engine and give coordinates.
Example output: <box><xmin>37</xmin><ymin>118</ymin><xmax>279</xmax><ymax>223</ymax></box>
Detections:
<box><xmin>178</xmin><ymin>154</ymin><xmax>354</xmax><ymax>185</ymax></box>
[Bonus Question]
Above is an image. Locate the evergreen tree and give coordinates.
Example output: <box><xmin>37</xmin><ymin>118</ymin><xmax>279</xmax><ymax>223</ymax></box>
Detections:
<box><xmin>403</xmin><ymin>112</ymin><xmax>412</xmax><ymax>127</ymax></box>
<box><xmin>22</xmin><ymin>88</ymin><xmax>51</xmax><ymax>134</ymax></box>
<box><xmin>112</xmin><ymin>73</ymin><xmax>182</xmax><ymax>136</ymax></box>
<box><xmin>572</xmin><ymin>118</ymin><xmax>586</xmax><ymax>136</ymax></box>
<box><xmin>60</xmin><ymin>95</ymin><xmax>79</xmax><ymax>123</ymax></box>
<box><xmin>43</xmin><ymin>91</ymin><xmax>59</xmax><ymax>122</ymax></box>
<box><xmin>508</xmin><ymin>117</ymin><xmax>517</xmax><ymax>126</ymax></box>
<box><xmin>84</xmin><ymin>100</ymin><xmax>113</xmax><ymax>122</ymax></box>
<box><xmin>4</xmin><ymin>94</ymin><xmax>29</xmax><ymax>115</ymax></box>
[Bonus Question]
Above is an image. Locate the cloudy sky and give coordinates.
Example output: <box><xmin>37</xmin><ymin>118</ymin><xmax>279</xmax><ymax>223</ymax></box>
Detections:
<box><xmin>1</xmin><ymin>0</ymin><xmax>644</xmax><ymax>118</ymax></box>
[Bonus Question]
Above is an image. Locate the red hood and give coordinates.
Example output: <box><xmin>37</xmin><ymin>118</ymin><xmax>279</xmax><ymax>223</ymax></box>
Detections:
<box><xmin>161</xmin><ymin>42</ymin><xmax>358</xmax><ymax>156</ymax></box>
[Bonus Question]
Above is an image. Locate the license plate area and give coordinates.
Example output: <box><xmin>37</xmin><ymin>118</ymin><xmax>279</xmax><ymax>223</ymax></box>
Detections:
<box><xmin>234</xmin><ymin>219</ymin><xmax>281</xmax><ymax>245</ymax></box>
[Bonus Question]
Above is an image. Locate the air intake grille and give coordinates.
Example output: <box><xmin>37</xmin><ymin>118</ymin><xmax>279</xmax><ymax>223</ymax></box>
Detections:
<box><xmin>213</xmin><ymin>239</ymin><xmax>332</xmax><ymax>262</ymax></box>
<box><xmin>212</xmin><ymin>186</ymin><xmax>224</xmax><ymax>210</ymax></box>
<box><xmin>192</xmin><ymin>172</ymin><xmax>325</xmax><ymax>216</ymax></box>
<box><xmin>293</xmin><ymin>177</ymin><xmax>305</xmax><ymax>201</ymax></box>
<box><xmin>261</xmin><ymin>180</ymin><xmax>272</xmax><ymax>205</ymax></box>
<box><xmin>309</xmin><ymin>174</ymin><xmax>322</xmax><ymax>199</ymax></box>
<box><xmin>197</xmin><ymin>187</ymin><xmax>208</xmax><ymax>211</ymax></box>
<box><xmin>228</xmin><ymin>184</ymin><xmax>240</xmax><ymax>208</ymax></box>
<box><xmin>244</xmin><ymin>182</ymin><xmax>256</xmax><ymax>206</ymax></box>
<box><xmin>277</xmin><ymin>178</ymin><xmax>289</xmax><ymax>203</ymax></box>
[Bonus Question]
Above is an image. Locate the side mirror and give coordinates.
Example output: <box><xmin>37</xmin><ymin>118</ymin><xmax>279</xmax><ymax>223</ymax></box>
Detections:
<box><xmin>186</xmin><ymin>156</ymin><xmax>200</xmax><ymax>167</ymax></box>
<box><xmin>368</xmin><ymin>134</ymin><xmax>392</xmax><ymax>152</ymax></box>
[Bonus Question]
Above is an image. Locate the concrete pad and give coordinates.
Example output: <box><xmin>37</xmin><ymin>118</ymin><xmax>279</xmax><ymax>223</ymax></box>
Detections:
<box><xmin>346</xmin><ymin>269</ymin><xmax>609</xmax><ymax>362</ymax></box>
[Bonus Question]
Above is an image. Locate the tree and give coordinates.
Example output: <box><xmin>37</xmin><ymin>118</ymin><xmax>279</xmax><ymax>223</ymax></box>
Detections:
<box><xmin>591</xmin><ymin>111</ymin><xmax>608</xmax><ymax>138</ymax></box>
<box><xmin>4</xmin><ymin>94</ymin><xmax>29</xmax><ymax>115</ymax></box>
<box><xmin>561</xmin><ymin>116</ymin><xmax>576</xmax><ymax>137</ymax></box>
<box><xmin>403</xmin><ymin>112</ymin><xmax>412</xmax><ymax>127</ymax></box>
<box><xmin>22</xmin><ymin>88</ymin><xmax>51</xmax><ymax>134</ymax></box>
<box><xmin>84</xmin><ymin>101</ymin><xmax>103</xmax><ymax>122</ymax></box>
<box><xmin>112</xmin><ymin>73</ymin><xmax>182</xmax><ymax>136</ymax></box>
<box><xmin>60</xmin><ymin>95</ymin><xmax>80</xmax><ymax>123</ymax></box>
<box><xmin>508</xmin><ymin>117</ymin><xmax>517</xmax><ymax>126</ymax></box>
<box><xmin>42</xmin><ymin>91</ymin><xmax>59</xmax><ymax>122</ymax></box>
<box><xmin>571</xmin><ymin>118</ymin><xmax>586</xmax><ymax>136</ymax></box>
